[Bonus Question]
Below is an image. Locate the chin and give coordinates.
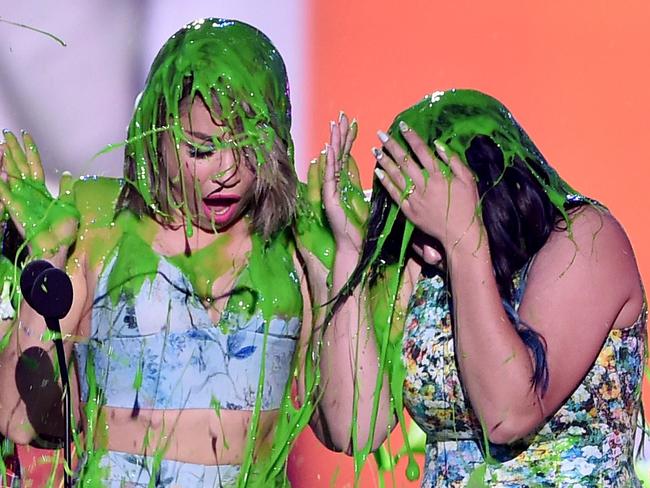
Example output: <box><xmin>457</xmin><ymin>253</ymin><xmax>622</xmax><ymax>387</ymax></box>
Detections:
<box><xmin>205</xmin><ymin>213</ymin><xmax>246</xmax><ymax>234</ymax></box>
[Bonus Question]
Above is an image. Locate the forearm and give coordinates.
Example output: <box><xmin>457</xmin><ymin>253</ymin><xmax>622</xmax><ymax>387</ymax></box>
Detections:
<box><xmin>449</xmin><ymin>241</ymin><xmax>542</xmax><ymax>443</ymax></box>
<box><xmin>318</xmin><ymin>250</ymin><xmax>393</xmax><ymax>452</ymax></box>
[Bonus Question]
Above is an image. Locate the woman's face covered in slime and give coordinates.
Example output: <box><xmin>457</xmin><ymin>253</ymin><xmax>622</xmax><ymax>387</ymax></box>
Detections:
<box><xmin>162</xmin><ymin>96</ymin><xmax>256</xmax><ymax>232</ymax></box>
<box><xmin>124</xmin><ymin>18</ymin><xmax>296</xmax><ymax>237</ymax></box>
<box><xmin>369</xmin><ymin>88</ymin><xmax>581</xmax><ymax>272</ymax></box>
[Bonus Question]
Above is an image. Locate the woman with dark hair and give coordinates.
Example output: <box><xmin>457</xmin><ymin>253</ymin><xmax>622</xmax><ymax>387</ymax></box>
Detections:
<box><xmin>319</xmin><ymin>89</ymin><xmax>646</xmax><ymax>486</ymax></box>
<box><xmin>0</xmin><ymin>18</ymin><xmax>332</xmax><ymax>487</ymax></box>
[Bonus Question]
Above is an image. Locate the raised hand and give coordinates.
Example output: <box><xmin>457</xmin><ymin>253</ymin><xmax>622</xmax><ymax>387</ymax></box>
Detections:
<box><xmin>322</xmin><ymin>113</ymin><xmax>368</xmax><ymax>256</ymax></box>
<box><xmin>295</xmin><ymin>113</ymin><xmax>368</xmax><ymax>274</ymax></box>
<box><xmin>373</xmin><ymin>122</ymin><xmax>481</xmax><ymax>254</ymax></box>
<box><xmin>0</xmin><ymin>130</ymin><xmax>78</xmax><ymax>265</ymax></box>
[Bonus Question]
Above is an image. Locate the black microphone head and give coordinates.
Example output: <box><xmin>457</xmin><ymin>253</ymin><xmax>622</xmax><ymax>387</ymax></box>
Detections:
<box><xmin>20</xmin><ymin>260</ymin><xmax>54</xmax><ymax>309</ymax></box>
<box><xmin>30</xmin><ymin>268</ymin><xmax>73</xmax><ymax>320</ymax></box>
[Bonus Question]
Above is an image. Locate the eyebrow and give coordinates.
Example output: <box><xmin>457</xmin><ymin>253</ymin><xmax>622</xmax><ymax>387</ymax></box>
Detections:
<box><xmin>186</xmin><ymin>130</ymin><xmax>217</xmax><ymax>141</ymax></box>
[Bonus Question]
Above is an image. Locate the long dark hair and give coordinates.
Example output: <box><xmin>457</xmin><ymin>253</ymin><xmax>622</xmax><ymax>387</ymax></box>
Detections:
<box><xmin>334</xmin><ymin>89</ymin><xmax>590</xmax><ymax>394</ymax></box>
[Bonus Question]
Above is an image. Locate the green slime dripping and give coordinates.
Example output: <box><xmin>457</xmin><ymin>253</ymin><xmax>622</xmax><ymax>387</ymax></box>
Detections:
<box><xmin>77</xmin><ymin>18</ymin><xmax>311</xmax><ymax>486</ymax></box>
<box><xmin>0</xmin><ymin>18</ymin><xmax>330</xmax><ymax>486</ymax></box>
<box><xmin>126</xmin><ymin>18</ymin><xmax>293</xmax><ymax>227</ymax></box>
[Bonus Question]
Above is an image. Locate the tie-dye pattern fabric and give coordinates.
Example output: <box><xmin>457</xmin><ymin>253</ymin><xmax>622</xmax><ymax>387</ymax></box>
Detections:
<box><xmin>402</xmin><ymin>270</ymin><xmax>646</xmax><ymax>487</ymax></box>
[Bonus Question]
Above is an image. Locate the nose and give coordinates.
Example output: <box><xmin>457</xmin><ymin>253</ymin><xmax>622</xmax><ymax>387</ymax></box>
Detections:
<box><xmin>209</xmin><ymin>156</ymin><xmax>240</xmax><ymax>188</ymax></box>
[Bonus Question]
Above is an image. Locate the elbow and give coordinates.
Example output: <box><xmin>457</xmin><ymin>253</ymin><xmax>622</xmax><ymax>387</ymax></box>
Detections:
<box><xmin>485</xmin><ymin>413</ymin><xmax>540</xmax><ymax>445</ymax></box>
<box><xmin>2</xmin><ymin>420</ymin><xmax>36</xmax><ymax>445</ymax></box>
<box><xmin>312</xmin><ymin>420</ymin><xmax>392</xmax><ymax>456</ymax></box>
<box><xmin>309</xmin><ymin>411</ymin><xmax>354</xmax><ymax>454</ymax></box>
<box><xmin>339</xmin><ymin>418</ymin><xmax>396</xmax><ymax>456</ymax></box>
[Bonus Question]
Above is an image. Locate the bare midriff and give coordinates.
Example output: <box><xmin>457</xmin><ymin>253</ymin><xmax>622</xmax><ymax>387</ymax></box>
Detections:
<box><xmin>85</xmin><ymin>405</ymin><xmax>278</xmax><ymax>465</ymax></box>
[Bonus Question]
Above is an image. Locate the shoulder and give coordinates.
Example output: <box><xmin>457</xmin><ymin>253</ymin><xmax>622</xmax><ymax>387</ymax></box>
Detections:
<box><xmin>542</xmin><ymin>205</ymin><xmax>636</xmax><ymax>276</ymax></box>
<box><xmin>527</xmin><ymin>204</ymin><xmax>643</xmax><ymax>327</ymax></box>
<box><xmin>72</xmin><ymin>176</ymin><xmax>123</xmax><ymax>228</ymax></box>
<box><xmin>71</xmin><ymin>177</ymin><xmax>126</xmax><ymax>272</ymax></box>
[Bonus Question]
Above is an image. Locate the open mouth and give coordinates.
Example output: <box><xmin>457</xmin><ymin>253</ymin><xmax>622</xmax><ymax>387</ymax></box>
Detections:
<box><xmin>202</xmin><ymin>193</ymin><xmax>241</xmax><ymax>224</ymax></box>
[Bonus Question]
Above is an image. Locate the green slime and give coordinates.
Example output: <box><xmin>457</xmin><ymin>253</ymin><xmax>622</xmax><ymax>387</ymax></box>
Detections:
<box><xmin>127</xmin><ymin>18</ymin><xmax>293</xmax><ymax>224</ymax></box>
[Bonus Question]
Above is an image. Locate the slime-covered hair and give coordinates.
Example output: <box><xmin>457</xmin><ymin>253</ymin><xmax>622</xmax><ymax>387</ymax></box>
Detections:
<box><xmin>340</xmin><ymin>89</ymin><xmax>591</xmax><ymax>398</ymax></box>
<box><xmin>118</xmin><ymin>18</ymin><xmax>297</xmax><ymax>238</ymax></box>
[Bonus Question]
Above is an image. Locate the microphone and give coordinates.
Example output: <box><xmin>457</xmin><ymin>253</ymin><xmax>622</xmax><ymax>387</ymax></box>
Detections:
<box><xmin>19</xmin><ymin>259</ymin><xmax>74</xmax><ymax>488</ymax></box>
<box><xmin>19</xmin><ymin>260</ymin><xmax>54</xmax><ymax>307</ymax></box>
<box><xmin>20</xmin><ymin>260</ymin><xmax>73</xmax><ymax>326</ymax></box>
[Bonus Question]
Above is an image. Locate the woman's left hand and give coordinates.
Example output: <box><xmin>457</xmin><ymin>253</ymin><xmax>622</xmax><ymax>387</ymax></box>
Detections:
<box><xmin>373</xmin><ymin>122</ymin><xmax>482</xmax><ymax>253</ymax></box>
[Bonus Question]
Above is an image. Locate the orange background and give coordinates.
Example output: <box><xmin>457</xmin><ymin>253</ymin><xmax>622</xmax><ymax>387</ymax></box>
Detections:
<box><xmin>290</xmin><ymin>0</ymin><xmax>650</xmax><ymax>486</ymax></box>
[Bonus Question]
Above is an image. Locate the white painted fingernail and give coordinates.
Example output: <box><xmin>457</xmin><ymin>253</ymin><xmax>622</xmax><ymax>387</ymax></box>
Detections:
<box><xmin>399</xmin><ymin>121</ymin><xmax>409</xmax><ymax>132</ymax></box>
<box><xmin>374</xmin><ymin>168</ymin><xmax>385</xmax><ymax>180</ymax></box>
<box><xmin>434</xmin><ymin>140</ymin><xmax>446</xmax><ymax>154</ymax></box>
<box><xmin>371</xmin><ymin>147</ymin><xmax>383</xmax><ymax>159</ymax></box>
<box><xmin>377</xmin><ymin>130</ymin><xmax>389</xmax><ymax>143</ymax></box>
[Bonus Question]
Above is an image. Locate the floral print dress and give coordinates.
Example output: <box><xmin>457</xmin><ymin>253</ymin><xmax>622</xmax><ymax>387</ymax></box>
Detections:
<box><xmin>401</xmin><ymin>268</ymin><xmax>646</xmax><ymax>487</ymax></box>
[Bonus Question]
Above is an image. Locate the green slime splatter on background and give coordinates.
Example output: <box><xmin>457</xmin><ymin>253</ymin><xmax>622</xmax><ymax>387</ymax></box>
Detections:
<box><xmin>0</xmin><ymin>17</ymin><xmax>66</xmax><ymax>46</ymax></box>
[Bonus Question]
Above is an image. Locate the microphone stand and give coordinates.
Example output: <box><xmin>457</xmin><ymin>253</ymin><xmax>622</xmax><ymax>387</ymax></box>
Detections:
<box><xmin>21</xmin><ymin>261</ymin><xmax>74</xmax><ymax>488</ymax></box>
<box><xmin>47</xmin><ymin>318</ymin><xmax>72</xmax><ymax>488</ymax></box>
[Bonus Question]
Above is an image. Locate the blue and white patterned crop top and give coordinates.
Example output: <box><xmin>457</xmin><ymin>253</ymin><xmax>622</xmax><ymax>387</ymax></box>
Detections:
<box><xmin>74</xmin><ymin>255</ymin><xmax>300</xmax><ymax>411</ymax></box>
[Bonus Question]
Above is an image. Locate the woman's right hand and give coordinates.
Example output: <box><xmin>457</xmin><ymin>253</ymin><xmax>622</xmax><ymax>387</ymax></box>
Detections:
<box><xmin>0</xmin><ymin>130</ymin><xmax>78</xmax><ymax>267</ymax></box>
<box><xmin>321</xmin><ymin>114</ymin><xmax>368</xmax><ymax>257</ymax></box>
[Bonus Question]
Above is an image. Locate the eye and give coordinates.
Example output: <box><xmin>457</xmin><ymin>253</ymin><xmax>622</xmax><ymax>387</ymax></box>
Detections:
<box><xmin>187</xmin><ymin>141</ymin><xmax>215</xmax><ymax>159</ymax></box>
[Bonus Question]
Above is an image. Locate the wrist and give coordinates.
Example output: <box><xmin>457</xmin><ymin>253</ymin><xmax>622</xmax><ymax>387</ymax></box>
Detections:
<box><xmin>447</xmin><ymin>236</ymin><xmax>492</xmax><ymax>282</ymax></box>
<box><xmin>443</xmin><ymin>221</ymin><xmax>486</xmax><ymax>257</ymax></box>
<box><xmin>331</xmin><ymin>262</ymin><xmax>359</xmax><ymax>299</ymax></box>
<box><xmin>333</xmin><ymin>245</ymin><xmax>360</xmax><ymax>276</ymax></box>
<box><xmin>32</xmin><ymin>247</ymin><xmax>68</xmax><ymax>269</ymax></box>
<box><xmin>334</xmin><ymin>245</ymin><xmax>361</xmax><ymax>265</ymax></box>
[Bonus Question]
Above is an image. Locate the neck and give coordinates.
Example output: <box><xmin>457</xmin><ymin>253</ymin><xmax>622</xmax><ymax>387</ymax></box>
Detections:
<box><xmin>153</xmin><ymin>213</ymin><xmax>252</xmax><ymax>257</ymax></box>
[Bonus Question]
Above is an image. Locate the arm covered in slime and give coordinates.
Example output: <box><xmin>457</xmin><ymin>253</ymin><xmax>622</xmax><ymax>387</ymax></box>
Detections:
<box><xmin>0</xmin><ymin>131</ymin><xmax>85</xmax><ymax>446</ymax></box>
<box><xmin>297</xmin><ymin>116</ymin><xmax>397</xmax><ymax>456</ymax></box>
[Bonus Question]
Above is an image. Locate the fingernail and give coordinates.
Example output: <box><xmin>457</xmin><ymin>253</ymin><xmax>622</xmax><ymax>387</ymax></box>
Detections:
<box><xmin>310</xmin><ymin>158</ymin><xmax>317</xmax><ymax>165</ymax></box>
<box><xmin>62</xmin><ymin>171</ymin><xmax>72</xmax><ymax>177</ymax></box>
<box><xmin>371</xmin><ymin>147</ymin><xmax>383</xmax><ymax>159</ymax></box>
<box><xmin>434</xmin><ymin>140</ymin><xmax>447</xmax><ymax>154</ymax></box>
<box><xmin>399</xmin><ymin>121</ymin><xmax>409</xmax><ymax>132</ymax></box>
<box><xmin>330</xmin><ymin>120</ymin><xmax>336</xmax><ymax>132</ymax></box>
<box><xmin>374</xmin><ymin>168</ymin><xmax>385</xmax><ymax>180</ymax></box>
<box><xmin>377</xmin><ymin>130</ymin><xmax>389</xmax><ymax>143</ymax></box>
<box><xmin>338</xmin><ymin>111</ymin><xmax>344</xmax><ymax>123</ymax></box>
<box><xmin>2</xmin><ymin>129</ymin><xmax>9</xmax><ymax>135</ymax></box>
